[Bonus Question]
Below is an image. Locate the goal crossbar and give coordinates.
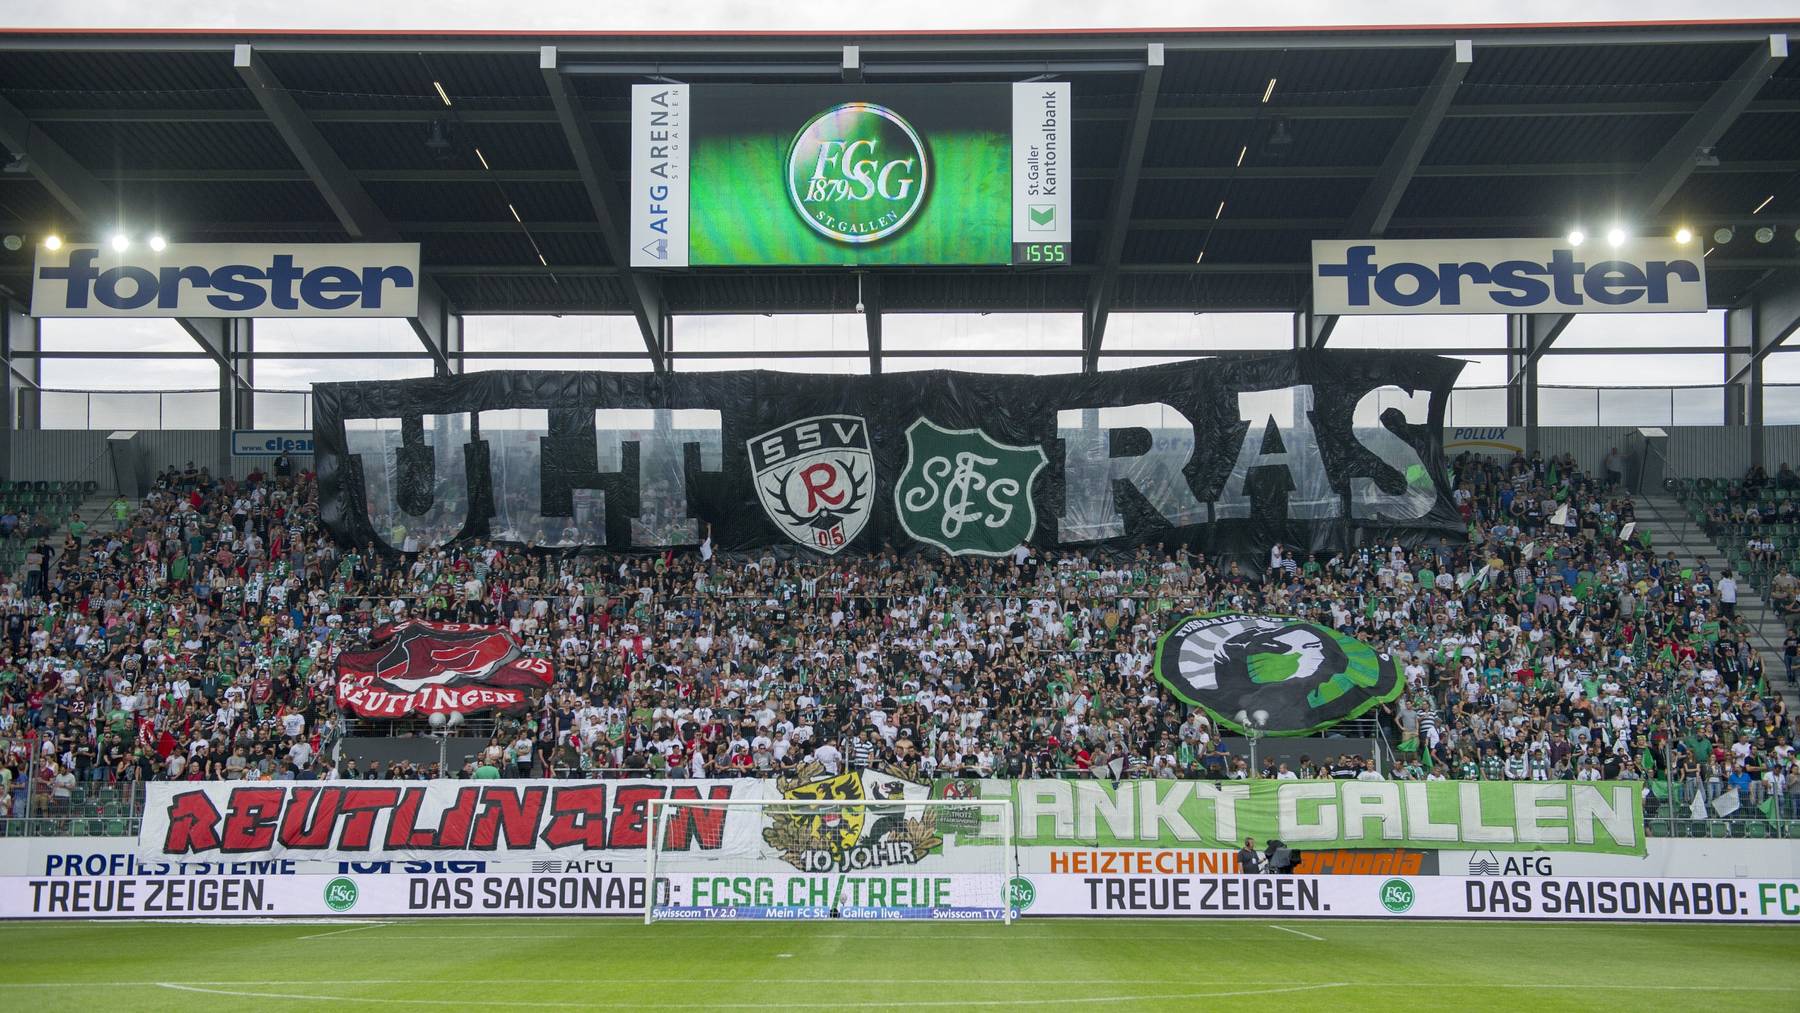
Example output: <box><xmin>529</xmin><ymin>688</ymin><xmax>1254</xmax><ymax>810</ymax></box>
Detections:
<box><xmin>644</xmin><ymin>796</ymin><xmax>1016</xmax><ymax>924</ymax></box>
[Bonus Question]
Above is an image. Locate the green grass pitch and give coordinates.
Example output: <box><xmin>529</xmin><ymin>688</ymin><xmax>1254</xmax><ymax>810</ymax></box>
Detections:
<box><xmin>0</xmin><ymin>918</ymin><xmax>1793</xmax><ymax>1011</ymax></box>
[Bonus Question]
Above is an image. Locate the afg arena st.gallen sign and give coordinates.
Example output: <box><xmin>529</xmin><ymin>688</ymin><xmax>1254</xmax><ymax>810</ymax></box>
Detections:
<box><xmin>1154</xmin><ymin>612</ymin><xmax>1403</xmax><ymax>736</ymax></box>
<box><xmin>786</xmin><ymin>102</ymin><xmax>928</xmax><ymax>244</ymax></box>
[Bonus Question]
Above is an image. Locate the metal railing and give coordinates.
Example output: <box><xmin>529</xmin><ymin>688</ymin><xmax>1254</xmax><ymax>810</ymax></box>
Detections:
<box><xmin>36</xmin><ymin>387</ymin><xmax>314</xmax><ymax>431</ymax></box>
<box><xmin>30</xmin><ymin>383</ymin><xmax>1800</xmax><ymax>432</ymax></box>
<box><xmin>1</xmin><ymin>782</ymin><xmax>143</xmax><ymax>838</ymax></box>
<box><xmin>1446</xmin><ymin>384</ymin><xmax>1800</xmax><ymax>428</ymax></box>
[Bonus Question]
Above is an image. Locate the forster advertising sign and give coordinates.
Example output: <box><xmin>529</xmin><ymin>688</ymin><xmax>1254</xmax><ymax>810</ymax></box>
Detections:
<box><xmin>1311</xmin><ymin>238</ymin><xmax>1706</xmax><ymax>315</ymax></box>
<box><xmin>31</xmin><ymin>243</ymin><xmax>420</xmax><ymax>317</ymax></box>
<box><xmin>630</xmin><ymin>82</ymin><xmax>1070</xmax><ymax>267</ymax></box>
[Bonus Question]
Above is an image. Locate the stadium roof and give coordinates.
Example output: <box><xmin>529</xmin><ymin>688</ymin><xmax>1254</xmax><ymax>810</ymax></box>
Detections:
<box><xmin>0</xmin><ymin>20</ymin><xmax>1798</xmax><ymax>372</ymax></box>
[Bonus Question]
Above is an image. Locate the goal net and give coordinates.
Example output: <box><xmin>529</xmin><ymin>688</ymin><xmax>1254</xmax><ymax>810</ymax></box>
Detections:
<box><xmin>644</xmin><ymin>795</ymin><xmax>1016</xmax><ymax>923</ymax></box>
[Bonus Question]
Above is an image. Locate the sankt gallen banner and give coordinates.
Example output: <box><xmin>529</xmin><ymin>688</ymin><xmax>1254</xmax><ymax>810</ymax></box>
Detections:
<box><xmin>138</xmin><ymin>778</ymin><xmax>1646</xmax><ymax>865</ymax></box>
<box><xmin>988</xmin><ymin>779</ymin><xmax>1644</xmax><ymax>856</ymax></box>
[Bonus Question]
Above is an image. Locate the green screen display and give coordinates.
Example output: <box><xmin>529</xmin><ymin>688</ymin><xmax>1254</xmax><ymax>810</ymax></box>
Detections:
<box><xmin>684</xmin><ymin>85</ymin><xmax>1012</xmax><ymax>266</ymax></box>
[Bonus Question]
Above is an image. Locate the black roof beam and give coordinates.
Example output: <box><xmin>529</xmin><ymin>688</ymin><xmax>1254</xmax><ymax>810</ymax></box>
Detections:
<box><xmin>1307</xmin><ymin>40</ymin><xmax>1471</xmax><ymax>349</ymax></box>
<box><xmin>862</xmin><ymin>274</ymin><xmax>882</xmax><ymax>375</ymax></box>
<box><xmin>1523</xmin><ymin>32</ymin><xmax>1788</xmax><ymax>372</ymax></box>
<box><xmin>1</xmin><ymin>24</ymin><xmax>1795</xmax><ymax>54</ymax></box>
<box><xmin>842</xmin><ymin>47</ymin><xmax>881</xmax><ymax>374</ymax></box>
<box><xmin>1726</xmin><ymin>268</ymin><xmax>1800</xmax><ymax>385</ymax></box>
<box><xmin>0</xmin><ymin>91</ymin><xmax>251</xmax><ymax>385</ymax></box>
<box><xmin>71</xmin><ymin>156</ymin><xmax>1800</xmax><ymax>187</ymax></box>
<box><xmin>232</xmin><ymin>43</ymin><xmax>453</xmax><ymax>374</ymax></box>
<box><xmin>540</xmin><ymin>45</ymin><xmax>667</xmax><ymax>373</ymax></box>
<box><xmin>21</xmin><ymin>97</ymin><xmax>1800</xmax><ymax>127</ymax></box>
<box><xmin>1082</xmin><ymin>42</ymin><xmax>1163</xmax><ymax>374</ymax></box>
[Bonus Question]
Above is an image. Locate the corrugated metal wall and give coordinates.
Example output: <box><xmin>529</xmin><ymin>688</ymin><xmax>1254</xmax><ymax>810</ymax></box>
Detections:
<box><xmin>5</xmin><ymin>431</ymin><xmax>313</xmax><ymax>492</ymax></box>
<box><xmin>1667</xmin><ymin>428</ymin><xmax>1754</xmax><ymax>480</ymax></box>
<box><xmin>1536</xmin><ymin>427</ymin><xmax>1636</xmax><ymax>474</ymax></box>
<box><xmin>1763</xmin><ymin>429</ymin><xmax>1800</xmax><ymax>474</ymax></box>
<box><xmin>1508</xmin><ymin>428</ymin><xmax>1773</xmax><ymax>481</ymax></box>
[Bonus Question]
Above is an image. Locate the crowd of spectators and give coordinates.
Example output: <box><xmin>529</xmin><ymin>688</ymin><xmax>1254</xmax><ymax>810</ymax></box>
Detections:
<box><xmin>0</xmin><ymin>448</ymin><xmax>1795</xmax><ymax>824</ymax></box>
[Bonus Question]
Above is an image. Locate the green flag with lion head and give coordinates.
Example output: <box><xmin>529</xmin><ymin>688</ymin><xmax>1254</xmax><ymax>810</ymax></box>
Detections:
<box><xmin>1153</xmin><ymin>612</ymin><xmax>1402</xmax><ymax>736</ymax></box>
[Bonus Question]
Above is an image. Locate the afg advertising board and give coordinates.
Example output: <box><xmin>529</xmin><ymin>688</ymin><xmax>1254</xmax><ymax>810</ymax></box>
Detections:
<box><xmin>630</xmin><ymin>83</ymin><xmax>1070</xmax><ymax>267</ymax></box>
<box><xmin>4</xmin><ymin>873</ymin><xmax>1798</xmax><ymax>922</ymax></box>
<box><xmin>31</xmin><ymin>243</ymin><xmax>421</xmax><ymax>318</ymax></box>
<box><xmin>1311</xmin><ymin>238</ymin><xmax>1707</xmax><ymax>315</ymax></box>
<box><xmin>135</xmin><ymin>778</ymin><xmax>1645</xmax><ymax>865</ymax></box>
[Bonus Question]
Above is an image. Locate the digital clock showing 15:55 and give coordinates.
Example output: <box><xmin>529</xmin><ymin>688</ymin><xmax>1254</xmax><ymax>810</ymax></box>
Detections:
<box><xmin>1013</xmin><ymin>242</ymin><xmax>1069</xmax><ymax>266</ymax></box>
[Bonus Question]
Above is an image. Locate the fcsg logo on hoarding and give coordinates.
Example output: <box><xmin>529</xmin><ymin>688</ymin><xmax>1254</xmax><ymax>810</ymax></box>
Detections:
<box><xmin>787</xmin><ymin>103</ymin><xmax>929</xmax><ymax>244</ymax></box>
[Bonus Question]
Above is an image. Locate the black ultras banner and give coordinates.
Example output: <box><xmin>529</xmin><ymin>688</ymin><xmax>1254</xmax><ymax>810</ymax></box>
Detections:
<box><xmin>313</xmin><ymin>351</ymin><xmax>1465</xmax><ymax>560</ymax></box>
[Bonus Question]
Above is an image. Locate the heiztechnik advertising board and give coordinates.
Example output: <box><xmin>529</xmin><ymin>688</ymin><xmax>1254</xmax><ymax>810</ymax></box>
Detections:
<box><xmin>630</xmin><ymin>83</ymin><xmax>1070</xmax><ymax>267</ymax></box>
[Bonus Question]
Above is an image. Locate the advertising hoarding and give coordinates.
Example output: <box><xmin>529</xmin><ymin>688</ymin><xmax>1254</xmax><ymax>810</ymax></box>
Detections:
<box><xmin>6</xmin><ymin>872</ymin><xmax>1796</xmax><ymax>922</ymax></box>
<box><xmin>31</xmin><ymin>243</ymin><xmax>421</xmax><ymax>318</ymax></box>
<box><xmin>1312</xmin><ymin>238</ymin><xmax>1706</xmax><ymax>315</ymax></box>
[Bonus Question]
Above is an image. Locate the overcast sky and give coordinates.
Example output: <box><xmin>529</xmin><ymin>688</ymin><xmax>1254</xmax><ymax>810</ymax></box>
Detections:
<box><xmin>11</xmin><ymin>2</ymin><xmax>1795</xmax><ymax>426</ymax></box>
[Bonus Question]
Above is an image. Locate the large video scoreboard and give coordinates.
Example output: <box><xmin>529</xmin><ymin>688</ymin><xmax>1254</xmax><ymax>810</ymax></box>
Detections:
<box><xmin>629</xmin><ymin>83</ymin><xmax>1070</xmax><ymax>268</ymax></box>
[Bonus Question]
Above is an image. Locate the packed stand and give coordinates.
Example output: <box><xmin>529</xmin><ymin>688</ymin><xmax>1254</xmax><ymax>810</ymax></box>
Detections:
<box><xmin>0</xmin><ymin>451</ymin><xmax>1795</xmax><ymax>831</ymax></box>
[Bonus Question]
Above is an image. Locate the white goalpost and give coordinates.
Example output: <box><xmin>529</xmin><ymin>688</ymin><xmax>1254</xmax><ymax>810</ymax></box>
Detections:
<box><xmin>644</xmin><ymin>796</ymin><xmax>1017</xmax><ymax>923</ymax></box>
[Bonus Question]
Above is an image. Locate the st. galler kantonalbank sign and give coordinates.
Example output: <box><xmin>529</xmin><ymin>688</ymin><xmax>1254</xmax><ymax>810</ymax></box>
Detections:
<box><xmin>630</xmin><ymin>83</ymin><xmax>1069</xmax><ymax>267</ymax></box>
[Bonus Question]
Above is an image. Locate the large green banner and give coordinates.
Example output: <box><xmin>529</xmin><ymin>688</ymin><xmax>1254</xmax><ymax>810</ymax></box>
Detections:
<box><xmin>966</xmin><ymin>779</ymin><xmax>1646</xmax><ymax>856</ymax></box>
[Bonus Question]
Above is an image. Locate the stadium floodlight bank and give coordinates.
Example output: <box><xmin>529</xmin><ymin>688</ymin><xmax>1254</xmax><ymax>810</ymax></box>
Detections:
<box><xmin>644</xmin><ymin>797</ymin><xmax>1016</xmax><ymax>923</ymax></box>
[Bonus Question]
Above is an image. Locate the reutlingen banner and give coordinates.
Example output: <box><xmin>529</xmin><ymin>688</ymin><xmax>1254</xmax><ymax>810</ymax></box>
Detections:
<box><xmin>139</xmin><ymin>779</ymin><xmax>1645</xmax><ymax>865</ymax></box>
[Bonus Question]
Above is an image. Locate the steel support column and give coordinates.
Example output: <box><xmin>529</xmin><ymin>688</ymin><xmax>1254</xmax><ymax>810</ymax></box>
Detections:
<box><xmin>540</xmin><ymin>46</ymin><xmax>668</xmax><ymax>373</ymax></box>
<box><xmin>233</xmin><ymin>44</ymin><xmax>454</xmax><ymax>373</ymax></box>
<box><xmin>1727</xmin><ymin>269</ymin><xmax>1800</xmax><ymax>468</ymax></box>
<box><xmin>1082</xmin><ymin>43</ymin><xmax>1163</xmax><ymax>372</ymax></box>
<box><xmin>1725</xmin><ymin>301</ymin><xmax>1762</xmax><ymax>465</ymax></box>
<box><xmin>1522</xmin><ymin>33</ymin><xmax>1787</xmax><ymax>367</ymax></box>
<box><xmin>214</xmin><ymin>319</ymin><xmax>254</xmax><ymax>469</ymax></box>
<box><xmin>863</xmin><ymin>274</ymin><xmax>883</xmax><ymax>376</ymax></box>
<box><xmin>1310</xmin><ymin>40</ymin><xmax>1471</xmax><ymax>348</ymax></box>
<box><xmin>0</xmin><ymin>92</ymin><xmax>248</xmax><ymax>378</ymax></box>
<box><xmin>0</xmin><ymin>299</ymin><xmax>39</xmax><ymax>475</ymax></box>
<box><xmin>1506</xmin><ymin>314</ymin><xmax>1555</xmax><ymax>452</ymax></box>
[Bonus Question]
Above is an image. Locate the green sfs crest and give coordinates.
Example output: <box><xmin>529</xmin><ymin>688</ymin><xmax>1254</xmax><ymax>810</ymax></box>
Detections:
<box><xmin>895</xmin><ymin>418</ymin><xmax>1047</xmax><ymax>557</ymax></box>
<box><xmin>786</xmin><ymin>103</ymin><xmax>929</xmax><ymax>245</ymax></box>
<box><xmin>1153</xmin><ymin>612</ymin><xmax>1401</xmax><ymax>736</ymax></box>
